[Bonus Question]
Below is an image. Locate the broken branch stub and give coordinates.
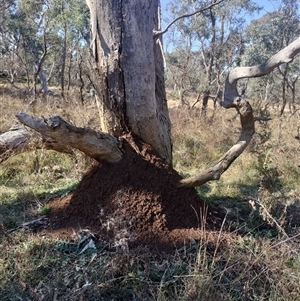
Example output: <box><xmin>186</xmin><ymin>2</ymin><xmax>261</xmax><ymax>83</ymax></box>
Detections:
<box><xmin>0</xmin><ymin>125</ymin><xmax>31</xmax><ymax>163</ymax></box>
<box><xmin>16</xmin><ymin>113</ymin><xmax>123</xmax><ymax>163</ymax></box>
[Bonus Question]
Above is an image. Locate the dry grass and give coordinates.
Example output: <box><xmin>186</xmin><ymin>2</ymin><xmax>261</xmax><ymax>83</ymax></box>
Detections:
<box><xmin>1</xmin><ymin>85</ymin><xmax>300</xmax><ymax>300</ymax></box>
<box><xmin>170</xmin><ymin>99</ymin><xmax>300</xmax><ymax>197</ymax></box>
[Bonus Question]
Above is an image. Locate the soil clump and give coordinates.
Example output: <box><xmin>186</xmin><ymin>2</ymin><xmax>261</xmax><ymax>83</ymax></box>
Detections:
<box><xmin>46</xmin><ymin>136</ymin><xmax>223</xmax><ymax>252</ymax></box>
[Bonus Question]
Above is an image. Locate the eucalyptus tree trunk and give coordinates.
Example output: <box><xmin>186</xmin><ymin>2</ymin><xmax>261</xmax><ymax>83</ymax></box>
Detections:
<box><xmin>85</xmin><ymin>0</ymin><xmax>172</xmax><ymax>163</ymax></box>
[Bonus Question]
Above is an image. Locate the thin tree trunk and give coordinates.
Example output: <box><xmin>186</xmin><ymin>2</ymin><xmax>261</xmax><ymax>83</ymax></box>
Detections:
<box><xmin>60</xmin><ymin>24</ymin><xmax>67</xmax><ymax>98</ymax></box>
<box><xmin>34</xmin><ymin>34</ymin><xmax>49</xmax><ymax>96</ymax></box>
<box><xmin>78</xmin><ymin>52</ymin><xmax>85</xmax><ymax>105</ymax></box>
<box><xmin>67</xmin><ymin>51</ymin><xmax>72</xmax><ymax>92</ymax></box>
<box><xmin>279</xmin><ymin>66</ymin><xmax>288</xmax><ymax>116</ymax></box>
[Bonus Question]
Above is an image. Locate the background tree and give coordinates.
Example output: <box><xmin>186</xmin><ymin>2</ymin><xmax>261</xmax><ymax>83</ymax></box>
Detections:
<box><xmin>241</xmin><ymin>0</ymin><xmax>300</xmax><ymax>114</ymax></box>
<box><xmin>0</xmin><ymin>0</ymin><xmax>22</xmax><ymax>84</ymax></box>
<box><xmin>164</xmin><ymin>0</ymin><xmax>261</xmax><ymax>111</ymax></box>
<box><xmin>46</xmin><ymin>0</ymin><xmax>89</xmax><ymax>98</ymax></box>
<box><xmin>0</xmin><ymin>0</ymin><xmax>89</xmax><ymax>99</ymax></box>
<box><xmin>10</xmin><ymin>0</ymin><xmax>50</xmax><ymax>96</ymax></box>
<box><xmin>165</xmin><ymin>47</ymin><xmax>202</xmax><ymax>106</ymax></box>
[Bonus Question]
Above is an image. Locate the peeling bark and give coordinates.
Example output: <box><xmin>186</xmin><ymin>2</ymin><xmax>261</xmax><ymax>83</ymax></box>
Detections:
<box><xmin>86</xmin><ymin>0</ymin><xmax>172</xmax><ymax>163</ymax></box>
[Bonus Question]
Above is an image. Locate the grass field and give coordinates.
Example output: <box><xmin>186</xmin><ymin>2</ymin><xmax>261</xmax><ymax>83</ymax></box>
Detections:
<box><xmin>1</xmin><ymin>84</ymin><xmax>300</xmax><ymax>300</ymax></box>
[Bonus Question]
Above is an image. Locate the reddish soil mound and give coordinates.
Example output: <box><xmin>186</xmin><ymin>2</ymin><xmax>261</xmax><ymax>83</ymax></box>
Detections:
<box><xmin>46</xmin><ymin>136</ymin><xmax>223</xmax><ymax>251</ymax></box>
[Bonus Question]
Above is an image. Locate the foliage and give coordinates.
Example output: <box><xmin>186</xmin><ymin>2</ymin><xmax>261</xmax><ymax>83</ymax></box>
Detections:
<box><xmin>240</xmin><ymin>0</ymin><xmax>300</xmax><ymax>108</ymax></box>
<box><xmin>164</xmin><ymin>0</ymin><xmax>261</xmax><ymax>105</ymax></box>
<box><xmin>0</xmin><ymin>0</ymin><xmax>89</xmax><ymax>97</ymax></box>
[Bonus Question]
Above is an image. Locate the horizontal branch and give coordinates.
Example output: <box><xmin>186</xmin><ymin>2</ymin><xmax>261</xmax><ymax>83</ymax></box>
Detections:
<box><xmin>16</xmin><ymin>113</ymin><xmax>123</xmax><ymax>163</ymax></box>
<box><xmin>223</xmin><ymin>37</ymin><xmax>300</xmax><ymax>108</ymax></box>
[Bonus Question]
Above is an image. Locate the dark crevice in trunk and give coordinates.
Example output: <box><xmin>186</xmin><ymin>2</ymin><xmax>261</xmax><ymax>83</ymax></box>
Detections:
<box><xmin>106</xmin><ymin>0</ymin><xmax>128</xmax><ymax>135</ymax></box>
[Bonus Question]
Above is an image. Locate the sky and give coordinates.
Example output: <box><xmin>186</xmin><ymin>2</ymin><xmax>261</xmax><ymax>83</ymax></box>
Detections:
<box><xmin>160</xmin><ymin>0</ymin><xmax>281</xmax><ymax>23</ymax></box>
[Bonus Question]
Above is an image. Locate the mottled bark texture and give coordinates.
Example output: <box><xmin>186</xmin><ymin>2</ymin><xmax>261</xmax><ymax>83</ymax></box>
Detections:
<box><xmin>86</xmin><ymin>0</ymin><xmax>172</xmax><ymax>163</ymax></box>
<box><xmin>0</xmin><ymin>125</ymin><xmax>73</xmax><ymax>164</ymax></box>
<box><xmin>15</xmin><ymin>113</ymin><xmax>123</xmax><ymax>163</ymax></box>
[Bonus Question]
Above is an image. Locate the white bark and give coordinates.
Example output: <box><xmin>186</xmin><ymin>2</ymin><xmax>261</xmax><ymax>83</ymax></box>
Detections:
<box><xmin>222</xmin><ymin>37</ymin><xmax>300</xmax><ymax>108</ymax></box>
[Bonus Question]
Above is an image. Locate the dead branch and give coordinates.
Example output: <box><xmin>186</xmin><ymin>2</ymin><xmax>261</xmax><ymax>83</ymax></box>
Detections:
<box><xmin>16</xmin><ymin>113</ymin><xmax>123</xmax><ymax>163</ymax></box>
<box><xmin>0</xmin><ymin>125</ymin><xmax>73</xmax><ymax>163</ymax></box>
<box><xmin>180</xmin><ymin>37</ymin><xmax>300</xmax><ymax>188</ymax></box>
<box><xmin>222</xmin><ymin>37</ymin><xmax>300</xmax><ymax>108</ymax></box>
<box><xmin>179</xmin><ymin>99</ymin><xmax>254</xmax><ymax>188</ymax></box>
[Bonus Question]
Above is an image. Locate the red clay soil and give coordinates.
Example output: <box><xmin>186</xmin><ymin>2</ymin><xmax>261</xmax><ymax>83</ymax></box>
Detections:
<box><xmin>46</xmin><ymin>135</ymin><xmax>223</xmax><ymax>252</ymax></box>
